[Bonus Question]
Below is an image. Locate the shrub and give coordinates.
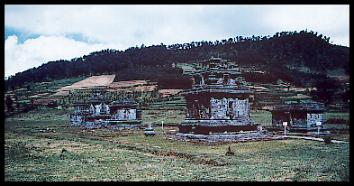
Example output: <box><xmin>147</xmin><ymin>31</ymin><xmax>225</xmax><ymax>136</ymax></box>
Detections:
<box><xmin>323</xmin><ymin>136</ymin><xmax>332</xmax><ymax>144</ymax></box>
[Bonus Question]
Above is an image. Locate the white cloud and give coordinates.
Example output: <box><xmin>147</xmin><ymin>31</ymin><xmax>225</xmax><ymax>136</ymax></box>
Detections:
<box><xmin>5</xmin><ymin>35</ymin><xmax>122</xmax><ymax>77</ymax></box>
<box><xmin>5</xmin><ymin>5</ymin><xmax>211</xmax><ymax>47</ymax></box>
<box><xmin>5</xmin><ymin>5</ymin><xmax>349</xmax><ymax>47</ymax></box>
<box><xmin>263</xmin><ymin>5</ymin><xmax>349</xmax><ymax>46</ymax></box>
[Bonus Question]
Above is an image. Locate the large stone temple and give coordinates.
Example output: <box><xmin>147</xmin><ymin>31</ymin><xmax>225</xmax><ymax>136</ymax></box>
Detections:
<box><xmin>178</xmin><ymin>57</ymin><xmax>257</xmax><ymax>136</ymax></box>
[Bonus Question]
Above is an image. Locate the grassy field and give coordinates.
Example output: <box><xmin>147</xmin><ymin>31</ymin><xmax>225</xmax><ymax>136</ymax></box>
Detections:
<box><xmin>142</xmin><ymin>109</ymin><xmax>185</xmax><ymax>125</ymax></box>
<box><xmin>324</xmin><ymin>112</ymin><xmax>350</xmax><ymax>121</ymax></box>
<box><xmin>4</xmin><ymin>108</ymin><xmax>350</xmax><ymax>182</ymax></box>
<box><xmin>250</xmin><ymin>110</ymin><xmax>349</xmax><ymax>129</ymax></box>
<box><xmin>250</xmin><ymin>110</ymin><xmax>273</xmax><ymax>126</ymax></box>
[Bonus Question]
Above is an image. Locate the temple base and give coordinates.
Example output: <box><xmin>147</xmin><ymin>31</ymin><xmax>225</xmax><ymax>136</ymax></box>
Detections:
<box><xmin>71</xmin><ymin>120</ymin><xmax>142</xmax><ymax>130</ymax></box>
<box><xmin>179</xmin><ymin>119</ymin><xmax>256</xmax><ymax>134</ymax></box>
<box><xmin>173</xmin><ymin>131</ymin><xmax>287</xmax><ymax>143</ymax></box>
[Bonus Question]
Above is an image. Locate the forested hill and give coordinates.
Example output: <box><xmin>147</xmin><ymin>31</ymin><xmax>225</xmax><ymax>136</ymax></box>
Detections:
<box><xmin>5</xmin><ymin>30</ymin><xmax>349</xmax><ymax>90</ymax></box>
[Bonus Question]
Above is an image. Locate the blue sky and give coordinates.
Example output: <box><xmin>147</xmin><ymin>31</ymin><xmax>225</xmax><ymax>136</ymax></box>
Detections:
<box><xmin>5</xmin><ymin>5</ymin><xmax>349</xmax><ymax>78</ymax></box>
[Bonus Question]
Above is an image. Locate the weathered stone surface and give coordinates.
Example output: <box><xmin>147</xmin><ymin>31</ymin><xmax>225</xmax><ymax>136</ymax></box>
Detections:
<box><xmin>173</xmin><ymin>131</ymin><xmax>287</xmax><ymax>143</ymax></box>
<box><xmin>179</xmin><ymin>57</ymin><xmax>255</xmax><ymax>136</ymax></box>
<box><xmin>180</xmin><ymin>118</ymin><xmax>254</xmax><ymax>126</ymax></box>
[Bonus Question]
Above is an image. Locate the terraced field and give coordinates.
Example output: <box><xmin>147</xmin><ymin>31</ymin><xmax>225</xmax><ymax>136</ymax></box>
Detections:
<box><xmin>146</xmin><ymin>96</ymin><xmax>186</xmax><ymax>110</ymax></box>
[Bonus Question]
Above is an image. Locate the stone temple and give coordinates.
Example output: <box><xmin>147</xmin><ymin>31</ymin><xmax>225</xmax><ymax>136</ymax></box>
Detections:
<box><xmin>176</xmin><ymin>57</ymin><xmax>264</xmax><ymax>142</ymax></box>
<box><xmin>70</xmin><ymin>88</ymin><xmax>142</xmax><ymax>129</ymax></box>
<box><xmin>271</xmin><ymin>100</ymin><xmax>325</xmax><ymax>131</ymax></box>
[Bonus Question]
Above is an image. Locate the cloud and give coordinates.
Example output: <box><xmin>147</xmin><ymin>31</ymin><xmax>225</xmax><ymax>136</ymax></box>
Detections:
<box><xmin>5</xmin><ymin>5</ymin><xmax>349</xmax><ymax>46</ymax></box>
<box><xmin>5</xmin><ymin>35</ymin><xmax>122</xmax><ymax>77</ymax></box>
<box><xmin>263</xmin><ymin>5</ymin><xmax>349</xmax><ymax>46</ymax></box>
<box><xmin>4</xmin><ymin>5</ymin><xmax>268</xmax><ymax>46</ymax></box>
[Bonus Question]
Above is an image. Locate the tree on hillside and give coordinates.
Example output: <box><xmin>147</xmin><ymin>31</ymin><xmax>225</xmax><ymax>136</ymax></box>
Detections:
<box><xmin>311</xmin><ymin>78</ymin><xmax>340</xmax><ymax>105</ymax></box>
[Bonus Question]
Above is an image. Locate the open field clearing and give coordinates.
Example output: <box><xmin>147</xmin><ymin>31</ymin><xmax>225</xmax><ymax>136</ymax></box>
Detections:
<box><xmin>65</xmin><ymin>75</ymin><xmax>116</xmax><ymax>89</ymax></box>
<box><xmin>142</xmin><ymin>110</ymin><xmax>185</xmax><ymax>125</ymax></box>
<box><xmin>55</xmin><ymin>75</ymin><xmax>116</xmax><ymax>95</ymax></box>
<box><xmin>54</xmin><ymin>78</ymin><xmax>157</xmax><ymax>97</ymax></box>
<box><xmin>250</xmin><ymin>110</ymin><xmax>272</xmax><ymax>126</ymax></box>
<box><xmin>5</xmin><ymin>108</ymin><xmax>350</xmax><ymax>181</ymax></box>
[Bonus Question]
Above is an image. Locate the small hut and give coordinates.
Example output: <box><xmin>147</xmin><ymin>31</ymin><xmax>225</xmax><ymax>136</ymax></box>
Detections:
<box><xmin>70</xmin><ymin>89</ymin><xmax>142</xmax><ymax>129</ymax></box>
<box><xmin>271</xmin><ymin>101</ymin><xmax>325</xmax><ymax>130</ymax></box>
<box><xmin>107</xmin><ymin>100</ymin><xmax>142</xmax><ymax>124</ymax></box>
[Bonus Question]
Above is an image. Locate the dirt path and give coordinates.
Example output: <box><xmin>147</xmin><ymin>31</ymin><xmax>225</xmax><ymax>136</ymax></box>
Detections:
<box><xmin>286</xmin><ymin>135</ymin><xmax>348</xmax><ymax>144</ymax></box>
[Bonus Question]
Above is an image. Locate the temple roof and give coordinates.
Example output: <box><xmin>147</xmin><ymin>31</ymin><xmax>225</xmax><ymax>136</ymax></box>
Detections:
<box><xmin>271</xmin><ymin>102</ymin><xmax>325</xmax><ymax>112</ymax></box>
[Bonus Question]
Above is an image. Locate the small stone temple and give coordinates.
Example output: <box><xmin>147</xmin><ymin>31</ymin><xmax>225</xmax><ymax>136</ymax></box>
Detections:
<box><xmin>178</xmin><ymin>57</ymin><xmax>256</xmax><ymax>135</ymax></box>
<box><xmin>107</xmin><ymin>100</ymin><xmax>142</xmax><ymax>125</ymax></box>
<box><xmin>70</xmin><ymin>88</ymin><xmax>142</xmax><ymax>129</ymax></box>
<box><xmin>271</xmin><ymin>100</ymin><xmax>325</xmax><ymax>130</ymax></box>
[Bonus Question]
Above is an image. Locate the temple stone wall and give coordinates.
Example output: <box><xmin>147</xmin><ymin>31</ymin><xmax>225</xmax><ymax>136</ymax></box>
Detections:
<box><xmin>272</xmin><ymin>111</ymin><xmax>324</xmax><ymax>128</ymax></box>
<box><xmin>210</xmin><ymin>97</ymin><xmax>249</xmax><ymax>119</ymax></box>
<box><xmin>113</xmin><ymin>109</ymin><xmax>137</xmax><ymax>120</ymax></box>
<box><xmin>93</xmin><ymin>103</ymin><xmax>110</xmax><ymax>115</ymax></box>
<box><xmin>307</xmin><ymin>113</ymin><xmax>324</xmax><ymax>127</ymax></box>
<box><xmin>70</xmin><ymin>115</ymin><xmax>82</xmax><ymax>126</ymax></box>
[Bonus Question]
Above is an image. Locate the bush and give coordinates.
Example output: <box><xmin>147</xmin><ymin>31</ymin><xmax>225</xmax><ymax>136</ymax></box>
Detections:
<box><xmin>323</xmin><ymin>136</ymin><xmax>332</xmax><ymax>144</ymax></box>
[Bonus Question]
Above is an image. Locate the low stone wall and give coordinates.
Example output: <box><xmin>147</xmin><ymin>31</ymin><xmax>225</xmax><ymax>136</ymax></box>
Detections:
<box><xmin>107</xmin><ymin>124</ymin><xmax>141</xmax><ymax>130</ymax></box>
<box><xmin>179</xmin><ymin>124</ymin><xmax>258</xmax><ymax>134</ymax></box>
<box><xmin>181</xmin><ymin>118</ymin><xmax>254</xmax><ymax>126</ymax></box>
<box><xmin>70</xmin><ymin>120</ymin><xmax>142</xmax><ymax>130</ymax></box>
<box><xmin>173</xmin><ymin>131</ymin><xmax>287</xmax><ymax>143</ymax></box>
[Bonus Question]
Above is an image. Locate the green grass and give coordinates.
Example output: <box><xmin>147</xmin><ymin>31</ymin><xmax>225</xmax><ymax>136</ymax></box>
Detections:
<box><xmin>250</xmin><ymin>110</ymin><xmax>350</xmax><ymax>127</ymax></box>
<box><xmin>324</xmin><ymin>112</ymin><xmax>349</xmax><ymax>121</ymax></box>
<box><xmin>7</xmin><ymin>107</ymin><xmax>72</xmax><ymax>122</ymax></box>
<box><xmin>5</xmin><ymin>116</ymin><xmax>350</xmax><ymax>181</ymax></box>
<box><xmin>147</xmin><ymin>96</ymin><xmax>186</xmax><ymax>110</ymax></box>
<box><xmin>250</xmin><ymin>110</ymin><xmax>272</xmax><ymax>126</ymax></box>
<box><xmin>29</xmin><ymin>76</ymin><xmax>86</xmax><ymax>93</ymax></box>
<box><xmin>142</xmin><ymin>109</ymin><xmax>185</xmax><ymax>125</ymax></box>
<box><xmin>9</xmin><ymin>76</ymin><xmax>86</xmax><ymax>101</ymax></box>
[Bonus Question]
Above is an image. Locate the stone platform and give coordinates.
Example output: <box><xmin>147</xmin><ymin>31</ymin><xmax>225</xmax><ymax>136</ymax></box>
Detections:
<box><xmin>171</xmin><ymin>131</ymin><xmax>288</xmax><ymax>144</ymax></box>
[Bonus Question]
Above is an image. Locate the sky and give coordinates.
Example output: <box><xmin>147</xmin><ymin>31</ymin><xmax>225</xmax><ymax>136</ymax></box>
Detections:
<box><xmin>4</xmin><ymin>5</ymin><xmax>350</xmax><ymax>78</ymax></box>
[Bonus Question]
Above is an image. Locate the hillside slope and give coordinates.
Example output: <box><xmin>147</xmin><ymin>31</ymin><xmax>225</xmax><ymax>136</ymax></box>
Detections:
<box><xmin>5</xmin><ymin>30</ymin><xmax>349</xmax><ymax>90</ymax></box>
